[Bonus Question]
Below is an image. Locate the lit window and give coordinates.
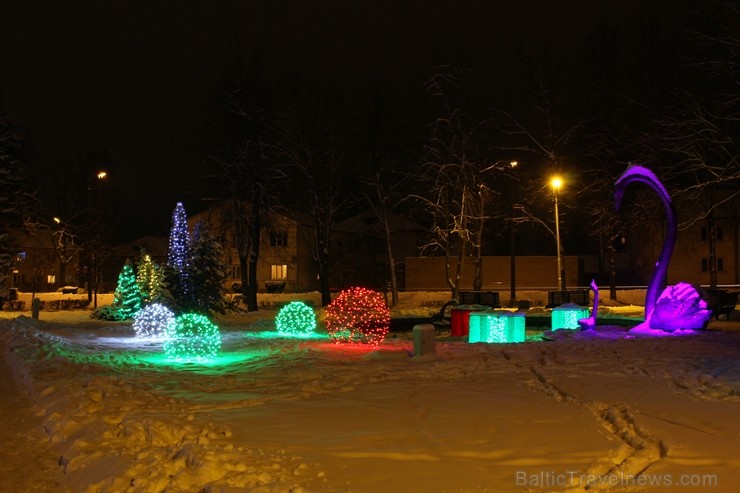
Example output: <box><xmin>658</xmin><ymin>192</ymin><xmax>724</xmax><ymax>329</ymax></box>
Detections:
<box><xmin>47</xmin><ymin>274</ymin><xmax>56</xmax><ymax>284</ymax></box>
<box><xmin>16</xmin><ymin>251</ymin><xmax>26</xmax><ymax>261</ymax></box>
<box><xmin>271</xmin><ymin>264</ymin><xmax>287</xmax><ymax>280</ymax></box>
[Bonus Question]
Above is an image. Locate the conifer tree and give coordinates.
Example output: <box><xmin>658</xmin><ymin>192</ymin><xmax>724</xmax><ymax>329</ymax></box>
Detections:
<box><xmin>183</xmin><ymin>222</ymin><xmax>228</xmax><ymax>315</ymax></box>
<box><xmin>164</xmin><ymin>202</ymin><xmax>191</xmax><ymax>305</ymax></box>
<box><xmin>136</xmin><ymin>249</ymin><xmax>163</xmax><ymax>304</ymax></box>
<box><xmin>167</xmin><ymin>202</ymin><xmax>190</xmax><ymax>273</ymax></box>
<box><xmin>114</xmin><ymin>260</ymin><xmax>143</xmax><ymax>319</ymax></box>
<box><xmin>0</xmin><ymin>104</ymin><xmax>28</xmax><ymax>300</ymax></box>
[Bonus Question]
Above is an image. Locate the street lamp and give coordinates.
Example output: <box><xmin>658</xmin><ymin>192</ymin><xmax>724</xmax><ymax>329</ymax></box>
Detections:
<box><xmin>87</xmin><ymin>170</ymin><xmax>108</xmax><ymax>307</ymax></box>
<box><xmin>551</xmin><ymin>176</ymin><xmax>565</xmax><ymax>291</ymax></box>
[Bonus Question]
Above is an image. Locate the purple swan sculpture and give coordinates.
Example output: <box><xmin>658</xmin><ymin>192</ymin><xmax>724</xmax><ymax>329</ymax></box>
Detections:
<box><xmin>578</xmin><ymin>279</ymin><xmax>599</xmax><ymax>331</ymax></box>
<box><xmin>614</xmin><ymin>165</ymin><xmax>712</xmax><ymax>331</ymax></box>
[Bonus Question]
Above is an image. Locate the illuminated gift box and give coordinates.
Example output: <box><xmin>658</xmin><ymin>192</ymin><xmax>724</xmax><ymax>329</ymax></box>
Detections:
<box><xmin>551</xmin><ymin>303</ymin><xmax>590</xmax><ymax>330</ymax></box>
<box><xmin>468</xmin><ymin>310</ymin><xmax>526</xmax><ymax>343</ymax></box>
<box><xmin>450</xmin><ymin>304</ymin><xmax>489</xmax><ymax>337</ymax></box>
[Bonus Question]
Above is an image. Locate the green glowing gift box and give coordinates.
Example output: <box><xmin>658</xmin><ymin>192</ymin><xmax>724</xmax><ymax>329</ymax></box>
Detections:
<box><xmin>551</xmin><ymin>303</ymin><xmax>590</xmax><ymax>330</ymax></box>
<box><xmin>468</xmin><ymin>310</ymin><xmax>526</xmax><ymax>343</ymax></box>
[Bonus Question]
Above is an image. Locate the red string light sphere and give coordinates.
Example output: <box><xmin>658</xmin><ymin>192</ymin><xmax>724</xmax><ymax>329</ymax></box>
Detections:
<box><xmin>325</xmin><ymin>286</ymin><xmax>390</xmax><ymax>345</ymax></box>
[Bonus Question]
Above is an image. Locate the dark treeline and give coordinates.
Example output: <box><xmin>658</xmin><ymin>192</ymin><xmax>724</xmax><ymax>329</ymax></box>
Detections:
<box><xmin>3</xmin><ymin>1</ymin><xmax>738</xmax><ymax>304</ymax></box>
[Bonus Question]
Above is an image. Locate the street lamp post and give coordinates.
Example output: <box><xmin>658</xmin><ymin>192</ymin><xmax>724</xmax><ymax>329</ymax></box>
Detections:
<box><xmin>551</xmin><ymin>177</ymin><xmax>565</xmax><ymax>291</ymax></box>
<box><xmin>87</xmin><ymin>171</ymin><xmax>108</xmax><ymax>308</ymax></box>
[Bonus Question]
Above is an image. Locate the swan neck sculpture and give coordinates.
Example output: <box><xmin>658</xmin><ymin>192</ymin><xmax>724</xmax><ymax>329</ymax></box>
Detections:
<box><xmin>614</xmin><ymin>165</ymin><xmax>677</xmax><ymax>320</ymax></box>
<box><xmin>614</xmin><ymin>164</ymin><xmax>711</xmax><ymax>331</ymax></box>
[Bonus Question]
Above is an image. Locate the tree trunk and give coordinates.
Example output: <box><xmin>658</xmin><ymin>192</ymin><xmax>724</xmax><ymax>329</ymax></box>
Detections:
<box><xmin>319</xmin><ymin>256</ymin><xmax>331</xmax><ymax>306</ymax></box>
<box><xmin>472</xmin><ymin>192</ymin><xmax>484</xmax><ymax>291</ymax></box>
<box><xmin>245</xmin><ymin>198</ymin><xmax>262</xmax><ymax>311</ymax></box>
<box><xmin>609</xmin><ymin>243</ymin><xmax>617</xmax><ymax>301</ymax></box>
<box><xmin>382</xmin><ymin>209</ymin><xmax>398</xmax><ymax>306</ymax></box>
<box><xmin>509</xmin><ymin>223</ymin><xmax>516</xmax><ymax>304</ymax></box>
<box><xmin>708</xmin><ymin>212</ymin><xmax>718</xmax><ymax>290</ymax></box>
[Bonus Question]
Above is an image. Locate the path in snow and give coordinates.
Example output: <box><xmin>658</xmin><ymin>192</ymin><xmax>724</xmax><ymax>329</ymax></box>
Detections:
<box><xmin>0</xmin><ymin>335</ymin><xmax>70</xmax><ymax>492</ymax></box>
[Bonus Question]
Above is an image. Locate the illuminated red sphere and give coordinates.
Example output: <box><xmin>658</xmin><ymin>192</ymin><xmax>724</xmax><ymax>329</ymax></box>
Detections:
<box><xmin>325</xmin><ymin>287</ymin><xmax>390</xmax><ymax>345</ymax></box>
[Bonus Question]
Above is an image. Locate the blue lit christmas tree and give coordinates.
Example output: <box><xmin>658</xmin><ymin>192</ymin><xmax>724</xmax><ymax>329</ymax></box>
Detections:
<box><xmin>168</xmin><ymin>202</ymin><xmax>190</xmax><ymax>273</ymax></box>
<box><xmin>165</xmin><ymin>202</ymin><xmax>191</xmax><ymax>305</ymax></box>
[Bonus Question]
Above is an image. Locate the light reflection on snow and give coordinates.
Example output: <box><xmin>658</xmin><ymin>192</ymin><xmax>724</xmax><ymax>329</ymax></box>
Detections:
<box><xmin>36</xmin><ymin>326</ymin><xmax>336</xmax><ymax>373</ymax></box>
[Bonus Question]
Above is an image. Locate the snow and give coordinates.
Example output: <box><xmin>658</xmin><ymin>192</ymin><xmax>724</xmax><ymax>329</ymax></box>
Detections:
<box><xmin>1</xmin><ymin>291</ymin><xmax>739</xmax><ymax>492</ymax></box>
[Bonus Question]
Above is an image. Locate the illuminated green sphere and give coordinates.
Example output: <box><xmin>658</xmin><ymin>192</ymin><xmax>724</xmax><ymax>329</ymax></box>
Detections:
<box><xmin>275</xmin><ymin>301</ymin><xmax>317</xmax><ymax>336</ymax></box>
<box><xmin>325</xmin><ymin>286</ymin><xmax>390</xmax><ymax>346</ymax></box>
<box><xmin>163</xmin><ymin>313</ymin><xmax>221</xmax><ymax>362</ymax></box>
<box><xmin>133</xmin><ymin>303</ymin><xmax>175</xmax><ymax>339</ymax></box>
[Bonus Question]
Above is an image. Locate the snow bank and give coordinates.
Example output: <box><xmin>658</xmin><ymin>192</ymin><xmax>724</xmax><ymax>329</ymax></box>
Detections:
<box><xmin>2</xmin><ymin>291</ymin><xmax>740</xmax><ymax>492</ymax></box>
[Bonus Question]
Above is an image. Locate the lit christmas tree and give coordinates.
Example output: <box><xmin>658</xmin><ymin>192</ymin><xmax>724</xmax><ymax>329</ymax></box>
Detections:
<box><xmin>167</xmin><ymin>202</ymin><xmax>190</xmax><ymax>273</ymax></box>
<box><xmin>113</xmin><ymin>260</ymin><xmax>143</xmax><ymax>319</ymax></box>
<box><xmin>165</xmin><ymin>202</ymin><xmax>192</xmax><ymax>304</ymax></box>
<box><xmin>136</xmin><ymin>249</ymin><xmax>163</xmax><ymax>304</ymax></box>
<box><xmin>183</xmin><ymin>222</ymin><xmax>228</xmax><ymax>315</ymax></box>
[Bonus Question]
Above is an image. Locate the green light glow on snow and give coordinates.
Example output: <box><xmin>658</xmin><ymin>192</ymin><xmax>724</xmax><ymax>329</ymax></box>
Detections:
<box><xmin>136</xmin><ymin>350</ymin><xmax>264</xmax><ymax>369</ymax></box>
<box><xmin>163</xmin><ymin>313</ymin><xmax>222</xmax><ymax>362</ymax></box>
<box><xmin>275</xmin><ymin>301</ymin><xmax>317</xmax><ymax>337</ymax></box>
<box><xmin>38</xmin><ymin>334</ymin><xmax>270</xmax><ymax>371</ymax></box>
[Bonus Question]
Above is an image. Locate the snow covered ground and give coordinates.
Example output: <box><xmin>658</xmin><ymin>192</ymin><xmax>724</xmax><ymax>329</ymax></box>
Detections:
<box><xmin>1</xmin><ymin>291</ymin><xmax>739</xmax><ymax>492</ymax></box>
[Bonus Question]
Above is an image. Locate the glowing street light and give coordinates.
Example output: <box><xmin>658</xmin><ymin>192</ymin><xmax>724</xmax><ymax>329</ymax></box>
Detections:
<box><xmin>551</xmin><ymin>176</ymin><xmax>565</xmax><ymax>290</ymax></box>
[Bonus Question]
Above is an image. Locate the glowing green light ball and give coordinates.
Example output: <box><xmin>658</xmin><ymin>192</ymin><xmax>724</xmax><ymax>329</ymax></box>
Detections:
<box><xmin>275</xmin><ymin>301</ymin><xmax>317</xmax><ymax>336</ymax></box>
<box><xmin>133</xmin><ymin>303</ymin><xmax>175</xmax><ymax>339</ymax></box>
<box><xmin>325</xmin><ymin>286</ymin><xmax>390</xmax><ymax>346</ymax></box>
<box><xmin>163</xmin><ymin>313</ymin><xmax>221</xmax><ymax>362</ymax></box>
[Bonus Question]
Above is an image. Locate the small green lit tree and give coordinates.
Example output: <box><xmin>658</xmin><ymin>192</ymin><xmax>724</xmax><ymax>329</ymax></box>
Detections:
<box><xmin>113</xmin><ymin>260</ymin><xmax>143</xmax><ymax>319</ymax></box>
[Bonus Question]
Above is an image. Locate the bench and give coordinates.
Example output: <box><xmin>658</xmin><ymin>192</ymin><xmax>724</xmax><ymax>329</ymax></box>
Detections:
<box><xmin>458</xmin><ymin>291</ymin><xmax>501</xmax><ymax>308</ymax></box>
<box><xmin>707</xmin><ymin>290</ymin><xmax>739</xmax><ymax>320</ymax></box>
<box><xmin>547</xmin><ymin>289</ymin><xmax>590</xmax><ymax>308</ymax></box>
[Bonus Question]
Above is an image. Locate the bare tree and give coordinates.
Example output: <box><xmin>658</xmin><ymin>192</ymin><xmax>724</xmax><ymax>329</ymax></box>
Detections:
<box><xmin>359</xmin><ymin>81</ymin><xmax>414</xmax><ymax>306</ymax></box>
<box><xmin>652</xmin><ymin>2</ymin><xmax>740</xmax><ymax>290</ymax></box>
<box><xmin>278</xmin><ymin>93</ymin><xmax>354</xmax><ymax>306</ymax></box>
<box><xmin>204</xmin><ymin>49</ymin><xmax>285</xmax><ymax>311</ymax></box>
<box><xmin>414</xmin><ymin>66</ymin><xmax>489</xmax><ymax>301</ymax></box>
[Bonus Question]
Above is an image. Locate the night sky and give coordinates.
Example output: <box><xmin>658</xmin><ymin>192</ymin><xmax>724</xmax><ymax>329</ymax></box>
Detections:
<box><xmin>1</xmin><ymin>1</ymin><xmax>661</xmax><ymax>239</ymax></box>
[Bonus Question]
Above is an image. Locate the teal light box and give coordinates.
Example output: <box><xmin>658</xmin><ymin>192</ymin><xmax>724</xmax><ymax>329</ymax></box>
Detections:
<box><xmin>551</xmin><ymin>303</ymin><xmax>590</xmax><ymax>330</ymax></box>
<box><xmin>468</xmin><ymin>310</ymin><xmax>526</xmax><ymax>343</ymax></box>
